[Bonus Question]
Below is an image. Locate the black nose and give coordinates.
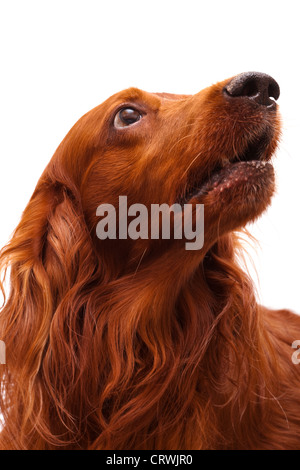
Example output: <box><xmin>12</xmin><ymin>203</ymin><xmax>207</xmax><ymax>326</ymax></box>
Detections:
<box><xmin>224</xmin><ymin>72</ymin><xmax>280</xmax><ymax>107</ymax></box>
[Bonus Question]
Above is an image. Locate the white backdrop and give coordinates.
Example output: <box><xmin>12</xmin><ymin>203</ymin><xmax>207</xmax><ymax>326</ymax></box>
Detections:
<box><xmin>0</xmin><ymin>0</ymin><xmax>299</xmax><ymax>313</ymax></box>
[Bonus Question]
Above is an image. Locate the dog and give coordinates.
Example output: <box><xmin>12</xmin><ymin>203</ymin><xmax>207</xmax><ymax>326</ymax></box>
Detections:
<box><xmin>0</xmin><ymin>72</ymin><xmax>300</xmax><ymax>449</ymax></box>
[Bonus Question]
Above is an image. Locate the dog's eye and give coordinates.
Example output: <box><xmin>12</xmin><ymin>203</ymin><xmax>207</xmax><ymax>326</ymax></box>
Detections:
<box><xmin>114</xmin><ymin>108</ymin><xmax>142</xmax><ymax>128</ymax></box>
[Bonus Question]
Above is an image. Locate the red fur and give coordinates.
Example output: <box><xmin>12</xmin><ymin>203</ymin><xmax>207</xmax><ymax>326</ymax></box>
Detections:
<box><xmin>0</xmin><ymin>76</ymin><xmax>300</xmax><ymax>449</ymax></box>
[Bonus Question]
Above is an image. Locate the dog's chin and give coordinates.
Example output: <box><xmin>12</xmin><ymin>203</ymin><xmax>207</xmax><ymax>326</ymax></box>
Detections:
<box><xmin>177</xmin><ymin>162</ymin><xmax>275</xmax><ymax>246</ymax></box>
<box><xmin>194</xmin><ymin>160</ymin><xmax>274</xmax><ymax>200</ymax></box>
<box><xmin>192</xmin><ymin>161</ymin><xmax>275</xmax><ymax>238</ymax></box>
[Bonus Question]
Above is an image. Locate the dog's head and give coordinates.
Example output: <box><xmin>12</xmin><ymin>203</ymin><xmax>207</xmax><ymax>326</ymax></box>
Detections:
<box><xmin>40</xmin><ymin>71</ymin><xmax>280</xmax><ymax>270</ymax></box>
<box><xmin>1</xmin><ymin>72</ymin><xmax>281</xmax><ymax>286</ymax></box>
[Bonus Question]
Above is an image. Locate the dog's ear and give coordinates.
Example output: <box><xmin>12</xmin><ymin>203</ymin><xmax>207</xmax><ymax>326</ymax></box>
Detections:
<box><xmin>29</xmin><ymin>181</ymin><xmax>99</xmax><ymax>300</ymax></box>
<box><xmin>0</xmin><ymin>175</ymin><xmax>100</xmax><ymax>440</ymax></box>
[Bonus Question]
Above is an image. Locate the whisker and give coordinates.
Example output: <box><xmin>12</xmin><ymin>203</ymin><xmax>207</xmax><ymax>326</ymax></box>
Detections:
<box><xmin>180</xmin><ymin>150</ymin><xmax>204</xmax><ymax>180</ymax></box>
<box><xmin>168</xmin><ymin>133</ymin><xmax>195</xmax><ymax>154</ymax></box>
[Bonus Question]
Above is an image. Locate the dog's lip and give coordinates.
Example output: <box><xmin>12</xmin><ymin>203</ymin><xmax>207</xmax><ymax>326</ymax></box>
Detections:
<box><xmin>191</xmin><ymin>160</ymin><xmax>274</xmax><ymax>199</ymax></box>
<box><xmin>179</xmin><ymin>132</ymin><xmax>274</xmax><ymax>204</ymax></box>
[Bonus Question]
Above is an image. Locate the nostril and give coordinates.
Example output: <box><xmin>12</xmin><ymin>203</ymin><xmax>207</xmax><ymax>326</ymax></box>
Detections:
<box><xmin>268</xmin><ymin>81</ymin><xmax>280</xmax><ymax>101</ymax></box>
<box><xmin>224</xmin><ymin>72</ymin><xmax>280</xmax><ymax>107</ymax></box>
<box><xmin>240</xmin><ymin>80</ymin><xmax>259</xmax><ymax>98</ymax></box>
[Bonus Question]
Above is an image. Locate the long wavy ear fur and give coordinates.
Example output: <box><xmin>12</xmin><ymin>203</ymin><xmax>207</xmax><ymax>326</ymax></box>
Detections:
<box><xmin>0</xmin><ymin>173</ymin><xmax>100</xmax><ymax>448</ymax></box>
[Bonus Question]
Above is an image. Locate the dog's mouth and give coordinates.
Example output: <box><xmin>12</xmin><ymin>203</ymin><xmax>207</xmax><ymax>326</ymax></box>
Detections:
<box><xmin>180</xmin><ymin>132</ymin><xmax>275</xmax><ymax>204</ymax></box>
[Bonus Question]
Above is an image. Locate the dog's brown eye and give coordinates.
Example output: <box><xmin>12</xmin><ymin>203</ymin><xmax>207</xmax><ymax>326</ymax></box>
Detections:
<box><xmin>114</xmin><ymin>108</ymin><xmax>142</xmax><ymax>128</ymax></box>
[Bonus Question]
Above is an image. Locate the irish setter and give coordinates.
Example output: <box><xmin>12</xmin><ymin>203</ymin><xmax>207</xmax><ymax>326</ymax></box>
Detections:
<box><xmin>1</xmin><ymin>72</ymin><xmax>300</xmax><ymax>450</ymax></box>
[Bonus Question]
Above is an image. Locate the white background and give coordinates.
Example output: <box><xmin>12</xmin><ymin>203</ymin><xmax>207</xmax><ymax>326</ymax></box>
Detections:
<box><xmin>0</xmin><ymin>0</ymin><xmax>299</xmax><ymax>313</ymax></box>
